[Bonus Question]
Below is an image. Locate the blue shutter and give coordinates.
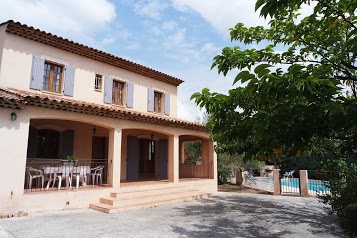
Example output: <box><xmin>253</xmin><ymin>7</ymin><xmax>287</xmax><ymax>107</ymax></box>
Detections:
<box><xmin>63</xmin><ymin>65</ymin><xmax>75</xmax><ymax>96</ymax></box>
<box><xmin>158</xmin><ymin>139</ymin><xmax>168</xmax><ymax>178</ymax></box>
<box><xmin>147</xmin><ymin>88</ymin><xmax>154</xmax><ymax>112</ymax></box>
<box><xmin>26</xmin><ymin>127</ymin><xmax>38</xmax><ymax>158</ymax></box>
<box><xmin>164</xmin><ymin>93</ymin><xmax>170</xmax><ymax>115</ymax></box>
<box><xmin>104</xmin><ymin>76</ymin><xmax>113</xmax><ymax>104</ymax></box>
<box><xmin>61</xmin><ymin>130</ymin><xmax>74</xmax><ymax>159</ymax></box>
<box><xmin>126</xmin><ymin>82</ymin><xmax>134</xmax><ymax>108</ymax></box>
<box><xmin>30</xmin><ymin>56</ymin><xmax>45</xmax><ymax>90</ymax></box>
<box><xmin>126</xmin><ymin>136</ymin><xmax>140</xmax><ymax>180</ymax></box>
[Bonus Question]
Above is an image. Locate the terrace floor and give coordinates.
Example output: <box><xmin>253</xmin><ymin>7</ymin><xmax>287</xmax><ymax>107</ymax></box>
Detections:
<box><xmin>0</xmin><ymin>192</ymin><xmax>345</xmax><ymax>238</ymax></box>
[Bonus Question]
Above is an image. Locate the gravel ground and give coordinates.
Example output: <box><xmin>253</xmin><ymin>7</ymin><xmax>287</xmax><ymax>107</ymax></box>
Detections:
<box><xmin>0</xmin><ymin>192</ymin><xmax>345</xmax><ymax>238</ymax></box>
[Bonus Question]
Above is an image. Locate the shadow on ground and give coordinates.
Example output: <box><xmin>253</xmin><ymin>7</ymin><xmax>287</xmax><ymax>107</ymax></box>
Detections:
<box><xmin>171</xmin><ymin>193</ymin><xmax>344</xmax><ymax>238</ymax></box>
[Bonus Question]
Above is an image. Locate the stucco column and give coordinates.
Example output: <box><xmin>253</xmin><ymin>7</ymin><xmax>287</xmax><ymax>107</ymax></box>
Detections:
<box><xmin>0</xmin><ymin>108</ymin><xmax>30</xmax><ymax>213</ymax></box>
<box><xmin>179</xmin><ymin>139</ymin><xmax>185</xmax><ymax>164</ymax></box>
<box><xmin>108</xmin><ymin>127</ymin><xmax>122</xmax><ymax>188</ymax></box>
<box><xmin>299</xmin><ymin>170</ymin><xmax>309</xmax><ymax>197</ymax></box>
<box><xmin>168</xmin><ymin>134</ymin><xmax>179</xmax><ymax>183</ymax></box>
<box><xmin>120</xmin><ymin>132</ymin><xmax>127</xmax><ymax>181</ymax></box>
<box><xmin>273</xmin><ymin>169</ymin><xmax>281</xmax><ymax>195</ymax></box>
<box><xmin>208</xmin><ymin>141</ymin><xmax>218</xmax><ymax>179</ymax></box>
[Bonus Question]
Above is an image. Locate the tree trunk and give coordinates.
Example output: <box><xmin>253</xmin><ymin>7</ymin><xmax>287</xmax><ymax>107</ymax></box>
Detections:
<box><xmin>236</xmin><ymin>171</ymin><xmax>243</xmax><ymax>185</ymax></box>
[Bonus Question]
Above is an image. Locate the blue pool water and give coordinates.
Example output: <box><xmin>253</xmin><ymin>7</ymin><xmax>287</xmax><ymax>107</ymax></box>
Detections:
<box><xmin>255</xmin><ymin>177</ymin><xmax>330</xmax><ymax>193</ymax></box>
<box><xmin>280</xmin><ymin>178</ymin><xmax>330</xmax><ymax>192</ymax></box>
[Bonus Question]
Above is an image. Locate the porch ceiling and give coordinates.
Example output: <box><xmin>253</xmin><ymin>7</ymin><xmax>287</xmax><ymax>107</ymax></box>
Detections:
<box><xmin>0</xmin><ymin>87</ymin><xmax>206</xmax><ymax>132</ymax></box>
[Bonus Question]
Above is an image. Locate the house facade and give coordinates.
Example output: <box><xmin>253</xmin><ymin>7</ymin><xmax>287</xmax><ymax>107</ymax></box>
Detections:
<box><xmin>0</xmin><ymin>20</ymin><xmax>217</xmax><ymax>213</ymax></box>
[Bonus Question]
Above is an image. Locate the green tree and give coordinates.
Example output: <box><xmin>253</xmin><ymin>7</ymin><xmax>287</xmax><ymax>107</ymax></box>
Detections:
<box><xmin>218</xmin><ymin>153</ymin><xmax>265</xmax><ymax>185</ymax></box>
<box><xmin>184</xmin><ymin>141</ymin><xmax>202</xmax><ymax>163</ymax></box>
<box><xmin>191</xmin><ymin>0</ymin><xmax>357</xmax><ymax>235</ymax></box>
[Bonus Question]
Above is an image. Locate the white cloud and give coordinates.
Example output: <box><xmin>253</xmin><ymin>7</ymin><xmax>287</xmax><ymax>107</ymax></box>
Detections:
<box><xmin>172</xmin><ymin>0</ymin><xmax>315</xmax><ymax>38</ymax></box>
<box><xmin>134</xmin><ymin>0</ymin><xmax>168</xmax><ymax>19</ymax></box>
<box><xmin>0</xmin><ymin>0</ymin><xmax>116</xmax><ymax>39</ymax></box>
<box><xmin>165</xmin><ymin>28</ymin><xmax>187</xmax><ymax>47</ymax></box>
<box><xmin>126</xmin><ymin>42</ymin><xmax>141</xmax><ymax>50</ymax></box>
<box><xmin>172</xmin><ymin>0</ymin><xmax>268</xmax><ymax>37</ymax></box>
<box><xmin>162</xmin><ymin>20</ymin><xmax>178</xmax><ymax>31</ymax></box>
<box><xmin>200</xmin><ymin>43</ymin><xmax>221</xmax><ymax>54</ymax></box>
<box><xmin>174</xmin><ymin>64</ymin><xmax>235</xmax><ymax>121</ymax></box>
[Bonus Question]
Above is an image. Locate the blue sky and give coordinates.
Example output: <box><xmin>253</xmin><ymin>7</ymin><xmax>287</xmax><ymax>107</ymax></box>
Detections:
<box><xmin>0</xmin><ymin>0</ymin><xmax>270</xmax><ymax>121</ymax></box>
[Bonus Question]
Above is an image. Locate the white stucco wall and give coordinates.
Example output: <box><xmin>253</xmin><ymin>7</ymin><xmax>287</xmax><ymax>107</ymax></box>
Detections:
<box><xmin>0</xmin><ymin>108</ymin><xmax>30</xmax><ymax>213</ymax></box>
<box><xmin>0</xmin><ymin>106</ymin><xmax>216</xmax><ymax>213</ymax></box>
<box><xmin>0</xmin><ymin>30</ymin><xmax>178</xmax><ymax>117</ymax></box>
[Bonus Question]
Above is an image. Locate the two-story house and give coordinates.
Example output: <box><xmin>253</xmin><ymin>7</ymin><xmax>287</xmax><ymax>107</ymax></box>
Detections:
<box><xmin>0</xmin><ymin>20</ymin><xmax>217</xmax><ymax>214</ymax></box>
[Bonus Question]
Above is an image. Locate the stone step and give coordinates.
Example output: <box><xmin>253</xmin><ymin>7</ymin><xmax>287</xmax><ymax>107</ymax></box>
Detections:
<box><xmin>100</xmin><ymin>189</ymin><xmax>200</xmax><ymax>206</ymax></box>
<box><xmin>112</xmin><ymin>184</ymin><xmax>186</xmax><ymax>195</ymax></box>
<box><xmin>90</xmin><ymin>192</ymin><xmax>211</xmax><ymax>214</ymax></box>
<box><xmin>110</xmin><ymin>186</ymin><xmax>194</xmax><ymax>198</ymax></box>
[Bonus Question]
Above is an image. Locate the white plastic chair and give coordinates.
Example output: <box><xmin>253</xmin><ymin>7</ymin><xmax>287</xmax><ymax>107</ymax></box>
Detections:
<box><xmin>72</xmin><ymin>166</ymin><xmax>90</xmax><ymax>188</ymax></box>
<box><xmin>283</xmin><ymin>170</ymin><xmax>295</xmax><ymax>178</ymax></box>
<box><xmin>90</xmin><ymin>165</ymin><xmax>104</xmax><ymax>185</ymax></box>
<box><xmin>57</xmin><ymin>166</ymin><xmax>73</xmax><ymax>189</ymax></box>
<box><xmin>26</xmin><ymin>166</ymin><xmax>44</xmax><ymax>189</ymax></box>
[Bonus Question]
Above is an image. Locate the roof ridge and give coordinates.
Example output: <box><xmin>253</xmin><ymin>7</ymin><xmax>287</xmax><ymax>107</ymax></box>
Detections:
<box><xmin>2</xmin><ymin>20</ymin><xmax>184</xmax><ymax>86</ymax></box>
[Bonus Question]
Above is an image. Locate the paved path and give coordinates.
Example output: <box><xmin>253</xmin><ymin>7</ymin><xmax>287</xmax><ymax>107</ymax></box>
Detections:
<box><xmin>0</xmin><ymin>192</ymin><xmax>345</xmax><ymax>238</ymax></box>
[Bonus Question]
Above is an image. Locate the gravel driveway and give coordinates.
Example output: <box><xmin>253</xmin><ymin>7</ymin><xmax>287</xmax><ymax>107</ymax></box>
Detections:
<box><xmin>0</xmin><ymin>192</ymin><xmax>345</xmax><ymax>238</ymax></box>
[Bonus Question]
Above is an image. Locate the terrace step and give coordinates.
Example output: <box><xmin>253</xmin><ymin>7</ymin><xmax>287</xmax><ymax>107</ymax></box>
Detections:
<box><xmin>90</xmin><ymin>184</ymin><xmax>211</xmax><ymax>213</ymax></box>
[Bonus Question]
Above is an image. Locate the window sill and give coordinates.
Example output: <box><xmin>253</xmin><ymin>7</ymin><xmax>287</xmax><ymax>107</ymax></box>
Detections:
<box><xmin>151</xmin><ymin>111</ymin><xmax>166</xmax><ymax>116</ymax></box>
<box><xmin>94</xmin><ymin>89</ymin><xmax>102</xmax><ymax>92</ymax></box>
<box><xmin>41</xmin><ymin>90</ymin><xmax>63</xmax><ymax>96</ymax></box>
<box><xmin>111</xmin><ymin>103</ymin><xmax>126</xmax><ymax>109</ymax></box>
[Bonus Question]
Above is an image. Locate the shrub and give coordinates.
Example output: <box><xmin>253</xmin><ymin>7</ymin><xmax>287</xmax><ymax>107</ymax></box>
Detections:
<box><xmin>217</xmin><ymin>153</ymin><xmax>265</xmax><ymax>184</ymax></box>
<box><xmin>320</xmin><ymin>158</ymin><xmax>357</xmax><ymax>237</ymax></box>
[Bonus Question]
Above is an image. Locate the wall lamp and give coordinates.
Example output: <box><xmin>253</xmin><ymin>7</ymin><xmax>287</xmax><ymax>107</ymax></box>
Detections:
<box><xmin>10</xmin><ymin>112</ymin><xmax>17</xmax><ymax>121</ymax></box>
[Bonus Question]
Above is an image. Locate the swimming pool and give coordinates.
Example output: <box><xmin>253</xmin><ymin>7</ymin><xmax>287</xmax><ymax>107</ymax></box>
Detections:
<box><xmin>280</xmin><ymin>178</ymin><xmax>330</xmax><ymax>192</ymax></box>
<box><xmin>254</xmin><ymin>177</ymin><xmax>330</xmax><ymax>193</ymax></box>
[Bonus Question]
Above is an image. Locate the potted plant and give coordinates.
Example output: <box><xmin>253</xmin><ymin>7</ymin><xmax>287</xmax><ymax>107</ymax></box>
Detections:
<box><xmin>63</xmin><ymin>155</ymin><xmax>78</xmax><ymax>166</ymax></box>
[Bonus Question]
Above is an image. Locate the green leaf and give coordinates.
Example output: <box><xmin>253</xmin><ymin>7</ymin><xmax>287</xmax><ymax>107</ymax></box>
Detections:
<box><xmin>255</xmin><ymin>0</ymin><xmax>265</xmax><ymax>11</ymax></box>
<box><xmin>254</xmin><ymin>64</ymin><xmax>271</xmax><ymax>75</ymax></box>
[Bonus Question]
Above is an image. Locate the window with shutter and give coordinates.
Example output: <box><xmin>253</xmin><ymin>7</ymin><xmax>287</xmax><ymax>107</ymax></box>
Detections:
<box><xmin>154</xmin><ymin>91</ymin><xmax>163</xmax><ymax>113</ymax></box>
<box><xmin>43</xmin><ymin>62</ymin><xmax>63</xmax><ymax>94</ymax></box>
<box><xmin>112</xmin><ymin>80</ymin><xmax>125</xmax><ymax>106</ymax></box>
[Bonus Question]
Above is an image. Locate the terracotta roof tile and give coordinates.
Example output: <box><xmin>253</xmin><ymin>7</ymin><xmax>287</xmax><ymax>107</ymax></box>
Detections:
<box><xmin>0</xmin><ymin>87</ymin><xmax>206</xmax><ymax>132</ymax></box>
<box><xmin>2</xmin><ymin>20</ymin><xmax>184</xmax><ymax>86</ymax></box>
<box><xmin>0</xmin><ymin>89</ymin><xmax>24</xmax><ymax>109</ymax></box>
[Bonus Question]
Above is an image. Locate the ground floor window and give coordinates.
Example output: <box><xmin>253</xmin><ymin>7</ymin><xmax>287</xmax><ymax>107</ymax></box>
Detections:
<box><xmin>184</xmin><ymin>140</ymin><xmax>202</xmax><ymax>164</ymax></box>
<box><xmin>37</xmin><ymin>129</ymin><xmax>60</xmax><ymax>158</ymax></box>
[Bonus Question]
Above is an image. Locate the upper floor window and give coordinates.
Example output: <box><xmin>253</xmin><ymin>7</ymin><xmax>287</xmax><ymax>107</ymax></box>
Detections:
<box><xmin>112</xmin><ymin>80</ymin><xmax>125</xmax><ymax>106</ymax></box>
<box><xmin>95</xmin><ymin>74</ymin><xmax>102</xmax><ymax>91</ymax></box>
<box><xmin>43</xmin><ymin>62</ymin><xmax>63</xmax><ymax>93</ymax></box>
<box><xmin>154</xmin><ymin>91</ymin><xmax>163</xmax><ymax>113</ymax></box>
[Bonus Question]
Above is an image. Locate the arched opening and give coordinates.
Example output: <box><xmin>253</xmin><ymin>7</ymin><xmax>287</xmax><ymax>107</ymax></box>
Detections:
<box><xmin>121</xmin><ymin>128</ymin><xmax>172</xmax><ymax>184</ymax></box>
<box><xmin>179</xmin><ymin>135</ymin><xmax>213</xmax><ymax>179</ymax></box>
<box><xmin>25</xmin><ymin>118</ymin><xmax>111</xmax><ymax>192</ymax></box>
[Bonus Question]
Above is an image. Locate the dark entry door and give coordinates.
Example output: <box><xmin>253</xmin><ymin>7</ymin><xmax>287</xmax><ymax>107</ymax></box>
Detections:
<box><xmin>127</xmin><ymin>136</ymin><xmax>140</xmax><ymax>180</ymax></box>
<box><xmin>158</xmin><ymin>139</ymin><xmax>168</xmax><ymax>178</ymax></box>
<box><xmin>92</xmin><ymin>137</ymin><xmax>106</xmax><ymax>160</ymax></box>
<box><xmin>92</xmin><ymin>136</ymin><xmax>108</xmax><ymax>183</ymax></box>
<box><xmin>139</xmin><ymin>139</ymin><xmax>156</xmax><ymax>177</ymax></box>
